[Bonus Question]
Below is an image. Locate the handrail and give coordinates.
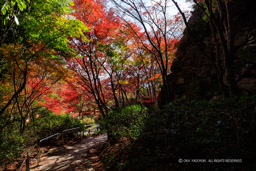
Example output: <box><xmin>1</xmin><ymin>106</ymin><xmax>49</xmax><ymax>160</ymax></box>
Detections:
<box><xmin>39</xmin><ymin>127</ymin><xmax>82</xmax><ymax>144</ymax></box>
<box><xmin>39</xmin><ymin>133</ymin><xmax>60</xmax><ymax>143</ymax></box>
<box><xmin>62</xmin><ymin>127</ymin><xmax>80</xmax><ymax>133</ymax></box>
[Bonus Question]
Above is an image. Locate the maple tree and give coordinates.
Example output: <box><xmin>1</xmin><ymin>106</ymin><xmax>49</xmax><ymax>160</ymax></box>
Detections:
<box><xmin>68</xmin><ymin>0</ymin><xmax>166</xmax><ymax>116</ymax></box>
<box><xmin>38</xmin><ymin>77</ymin><xmax>90</xmax><ymax>118</ymax></box>
<box><xmin>0</xmin><ymin>0</ymin><xmax>86</xmax><ymax>132</ymax></box>
<box><xmin>110</xmin><ymin>0</ymin><xmax>181</xmax><ymax>104</ymax></box>
<box><xmin>0</xmin><ymin>0</ymin><xmax>190</xmax><ymax>138</ymax></box>
<box><xmin>68</xmin><ymin>0</ymin><xmax>126</xmax><ymax>117</ymax></box>
<box><xmin>117</xmin><ymin>29</ymin><xmax>163</xmax><ymax>104</ymax></box>
<box><xmin>1</xmin><ymin>0</ymin><xmax>183</xmax><ymax>122</ymax></box>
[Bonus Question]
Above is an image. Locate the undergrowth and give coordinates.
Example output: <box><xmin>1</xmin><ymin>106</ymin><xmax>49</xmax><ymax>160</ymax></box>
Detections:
<box><xmin>99</xmin><ymin>95</ymin><xmax>256</xmax><ymax>170</ymax></box>
<box><xmin>0</xmin><ymin>107</ymin><xmax>85</xmax><ymax>166</ymax></box>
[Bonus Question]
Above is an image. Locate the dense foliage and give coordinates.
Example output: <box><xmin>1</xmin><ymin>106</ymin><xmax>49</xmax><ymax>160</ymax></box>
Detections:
<box><xmin>100</xmin><ymin>96</ymin><xmax>256</xmax><ymax>170</ymax></box>
<box><xmin>0</xmin><ymin>107</ymin><xmax>85</xmax><ymax>165</ymax></box>
<box><xmin>0</xmin><ymin>0</ymin><xmax>86</xmax><ymax>166</ymax></box>
<box><xmin>100</xmin><ymin>105</ymin><xmax>148</xmax><ymax>142</ymax></box>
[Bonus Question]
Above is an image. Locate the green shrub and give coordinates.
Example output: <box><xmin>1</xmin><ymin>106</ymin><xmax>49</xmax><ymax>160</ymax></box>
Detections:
<box><xmin>127</xmin><ymin>95</ymin><xmax>256</xmax><ymax>170</ymax></box>
<box><xmin>0</xmin><ymin>123</ymin><xmax>25</xmax><ymax>165</ymax></box>
<box><xmin>0</xmin><ymin>107</ymin><xmax>86</xmax><ymax>166</ymax></box>
<box><xmin>100</xmin><ymin>105</ymin><xmax>148</xmax><ymax>141</ymax></box>
<box><xmin>27</xmin><ymin>112</ymin><xmax>85</xmax><ymax>140</ymax></box>
<box><xmin>101</xmin><ymin>95</ymin><xmax>256</xmax><ymax>170</ymax></box>
<box><xmin>82</xmin><ymin>117</ymin><xmax>95</xmax><ymax>125</ymax></box>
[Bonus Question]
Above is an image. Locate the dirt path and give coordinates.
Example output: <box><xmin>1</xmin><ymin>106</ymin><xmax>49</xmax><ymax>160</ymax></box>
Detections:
<box><xmin>30</xmin><ymin>134</ymin><xmax>107</xmax><ymax>171</ymax></box>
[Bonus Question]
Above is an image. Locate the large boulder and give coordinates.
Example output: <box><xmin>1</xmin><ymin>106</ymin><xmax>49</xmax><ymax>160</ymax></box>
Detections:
<box><xmin>158</xmin><ymin>0</ymin><xmax>256</xmax><ymax>107</ymax></box>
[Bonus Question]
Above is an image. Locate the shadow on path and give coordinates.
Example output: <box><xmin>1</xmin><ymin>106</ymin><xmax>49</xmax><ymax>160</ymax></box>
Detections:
<box><xmin>30</xmin><ymin>134</ymin><xmax>107</xmax><ymax>171</ymax></box>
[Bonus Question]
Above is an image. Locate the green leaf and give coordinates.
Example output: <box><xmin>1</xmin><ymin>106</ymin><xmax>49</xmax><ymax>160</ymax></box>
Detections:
<box><xmin>202</xmin><ymin>15</ymin><xmax>207</xmax><ymax>21</ymax></box>
<box><xmin>11</xmin><ymin>1</ymin><xmax>16</xmax><ymax>6</ymax></box>
<box><xmin>4</xmin><ymin>17</ymin><xmax>8</xmax><ymax>25</ymax></box>
<box><xmin>1</xmin><ymin>3</ymin><xmax>7</xmax><ymax>15</ymax></box>
<box><xmin>18</xmin><ymin>3</ymin><xmax>23</xmax><ymax>11</ymax></box>
<box><xmin>20</xmin><ymin>0</ymin><xmax>26</xmax><ymax>10</ymax></box>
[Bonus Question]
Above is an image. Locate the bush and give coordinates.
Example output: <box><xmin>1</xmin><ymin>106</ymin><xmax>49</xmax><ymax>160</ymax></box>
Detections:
<box><xmin>82</xmin><ymin>117</ymin><xmax>95</xmax><ymax>125</ymax></box>
<box><xmin>160</xmin><ymin>96</ymin><xmax>256</xmax><ymax>157</ymax></box>
<box><xmin>0</xmin><ymin>123</ymin><xmax>25</xmax><ymax>165</ymax></box>
<box><xmin>100</xmin><ymin>95</ymin><xmax>256</xmax><ymax>170</ymax></box>
<box><xmin>0</xmin><ymin>107</ymin><xmax>86</xmax><ymax>166</ymax></box>
<box><xmin>127</xmin><ymin>95</ymin><xmax>256</xmax><ymax>170</ymax></box>
<box><xmin>27</xmin><ymin>112</ymin><xmax>85</xmax><ymax>140</ymax></box>
<box><xmin>100</xmin><ymin>105</ymin><xmax>148</xmax><ymax>142</ymax></box>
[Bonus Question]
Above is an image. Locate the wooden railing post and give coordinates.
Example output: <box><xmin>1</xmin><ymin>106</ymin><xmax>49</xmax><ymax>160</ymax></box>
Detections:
<box><xmin>37</xmin><ymin>142</ymin><xmax>40</xmax><ymax>166</ymax></box>
<box><xmin>26</xmin><ymin>152</ymin><xmax>30</xmax><ymax>171</ymax></box>
<box><xmin>61</xmin><ymin>131</ymin><xmax>64</xmax><ymax>143</ymax></box>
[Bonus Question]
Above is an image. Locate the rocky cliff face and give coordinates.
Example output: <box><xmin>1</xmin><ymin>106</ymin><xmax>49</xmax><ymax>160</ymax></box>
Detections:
<box><xmin>158</xmin><ymin>0</ymin><xmax>256</xmax><ymax>107</ymax></box>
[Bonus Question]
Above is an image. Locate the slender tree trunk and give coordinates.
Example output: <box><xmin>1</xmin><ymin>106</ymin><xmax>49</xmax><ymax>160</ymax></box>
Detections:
<box><xmin>110</xmin><ymin>76</ymin><xmax>119</xmax><ymax>108</ymax></box>
<box><xmin>161</xmin><ymin>69</ymin><xmax>169</xmax><ymax>105</ymax></box>
<box><xmin>135</xmin><ymin>75</ymin><xmax>140</xmax><ymax>104</ymax></box>
<box><xmin>123</xmin><ymin>88</ymin><xmax>130</xmax><ymax>105</ymax></box>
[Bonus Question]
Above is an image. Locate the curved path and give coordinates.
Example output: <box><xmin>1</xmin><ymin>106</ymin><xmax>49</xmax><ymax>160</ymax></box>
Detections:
<box><xmin>30</xmin><ymin>133</ymin><xmax>107</xmax><ymax>171</ymax></box>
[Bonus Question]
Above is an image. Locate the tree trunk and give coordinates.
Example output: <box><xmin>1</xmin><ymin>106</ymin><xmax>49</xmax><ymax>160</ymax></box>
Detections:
<box><xmin>110</xmin><ymin>76</ymin><xmax>119</xmax><ymax>108</ymax></box>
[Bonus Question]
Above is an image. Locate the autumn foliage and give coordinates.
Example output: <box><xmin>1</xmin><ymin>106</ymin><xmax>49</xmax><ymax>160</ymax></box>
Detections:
<box><xmin>0</xmin><ymin>0</ymin><xmax>179</xmax><ymax>165</ymax></box>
